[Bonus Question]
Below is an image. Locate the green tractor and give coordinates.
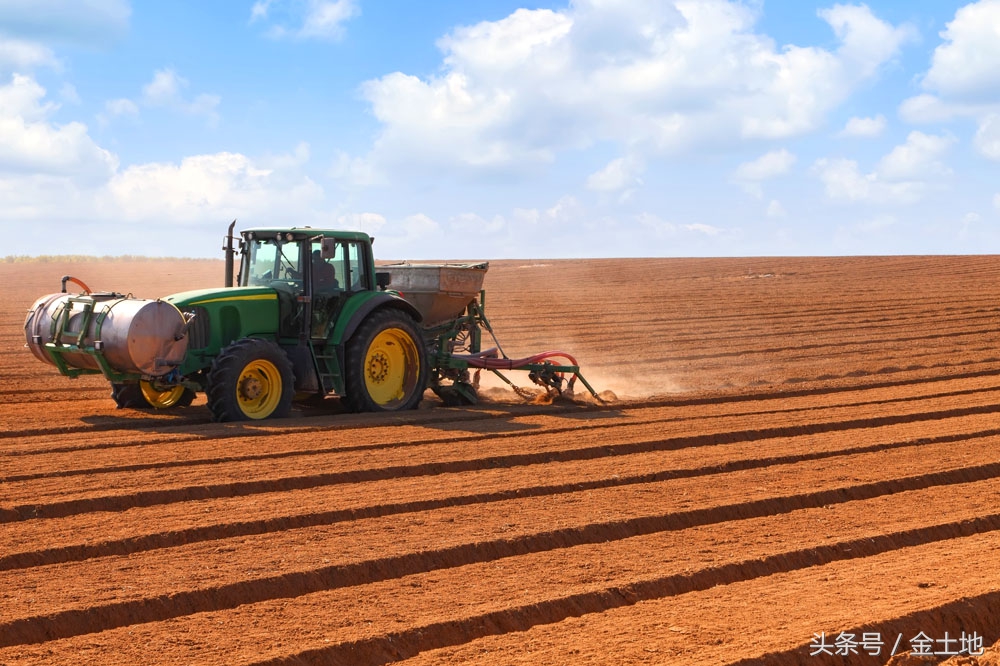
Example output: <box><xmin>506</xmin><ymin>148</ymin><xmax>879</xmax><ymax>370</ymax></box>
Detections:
<box><xmin>25</xmin><ymin>223</ymin><xmax>600</xmax><ymax>421</ymax></box>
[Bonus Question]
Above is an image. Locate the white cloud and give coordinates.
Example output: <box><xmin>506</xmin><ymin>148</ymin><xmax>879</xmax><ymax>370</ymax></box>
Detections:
<box><xmin>106</xmin><ymin>67</ymin><xmax>221</xmax><ymax>124</ymax></box>
<box><xmin>814</xmin><ymin>130</ymin><xmax>955</xmax><ymax>205</ymax></box>
<box><xmin>875</xmin><ymin>131</ymin><xmax>954</xmax><ymax>180</ymax></box>
<box><xmin>143</xmin><ymin>69</ymin><xmax>220</xmax><ymax>119</ymax></box>
<box><xmin>105</xmin><ymin>151</ymin><xmax>322</xmax><ymax>223</ymax></box>
<box><xmin>250</xmin><ymin>0</ymin><xmax>273</xmax><ymax>22</ymax></box>
<box><xmin>974</xmin><ymin>114</ymin><xmax>1000</xmax><ymax>160</ymax></box>
<box><xmin>104</xmin><ymin>97</ymin><xmax>138</xmax><ymax>116</ymax></box>
<box><xmin>994</xmin><ymin>193</ymin><xmax>1000</xmax><ymax>210</ymax></box>
<box><xmin>142</xmin><ymin>68</ymin><xmax>182</xmax><ymax>105</ymax></box>
<box><xmin>636</xmin><ymin>213</ymin><xmax>724</xmax><ymax>239</ymax></box>
<box><xmin>921</xmin><ymin>0</ymin><xmax>1000</xmax><ymax>100</ymax></box>
<box><xmin>0</xmin><ymin>73</ymin><xmax>57</xmax><ymax>119</ymax></box>
<box><xmin>0</xmin><ymin>0</ymin><xmax>129</xmax><ymax>46</ymax></box>
<box><xmin>733</xmin><ymin>148</ymin><xmax>795</xmax><ymax>198</ymax></box>
<box><xmin>586</xmin><ymin>154</ymin><xmax>644</xmax><ymax>192</ymax></box>
<box><xmin>839</xmin><ymin>114</ymin><xmax>886</xmax><ymax>137</ymax></box>
<box><xmin>766</xmin><ymin>200</ymin><xmax>787</xmax><ymax>217</ymax></box>
<box><xmin>900</xmin><ymin>2</ymin><xmax>1000</xmax><ymax>144</ymax></box>
<box><xmin>813</xmin><ymin>158</ymin><xmax>922</xmax><ymax>204</ymax></box>
<box><xmin>253</xmin><ymin>0</ymin><xmax>359</xmax><ymax>40</ymax></box>
<box><xmin>818</xmin><ymin>4</ymin><xmax>916</xmax><ymax>78</ymax></box>
<box><xmin>0</xmin><ymin>74</ymin><xmax>116</xmax><ymax>180</ymax></box>
<box><xmin>358</xmin><ymin>1</ymin><xmax>912</xmax><ymax>174</ymax></box>
<box><xmin>0</xmin><ymin>37</ymin><xmax>58</xmax><ymax>71</ymax></box>
<box><xmin>685</xmin><ymin>222</ymin><xmax>722</xmax><ymax>236</ymax></box>
<box><xmin>735</xmin><ymin>149</ymin><xmax>796</xmax><ymax>181</ymax></box>
<box><xmin>300</xmin><ymin>0</ymin><xmax>359</xmax><ymax>39</ymax></box>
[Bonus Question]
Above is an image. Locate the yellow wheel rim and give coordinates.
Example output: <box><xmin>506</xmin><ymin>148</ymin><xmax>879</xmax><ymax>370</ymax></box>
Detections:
<box><xmin>236</xmin><ymin>359</ymin><xmax>283</xmax><ymax>419</ymax></box>
<box><xmin>364</xmin><ymin>327</ymin><xmax>420</xmax><ymax>408</ymax></box>
<box><xmin>140</xmin><ymin>381</ymin><xmax>186</xmax><ymax>409</ymax></box>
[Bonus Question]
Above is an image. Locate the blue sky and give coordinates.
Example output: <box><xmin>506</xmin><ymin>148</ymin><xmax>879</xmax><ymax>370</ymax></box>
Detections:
<box><xmin>2</xmin><ymin>0</ymin><xmax>999</xmax><ymax>259</ymax></box>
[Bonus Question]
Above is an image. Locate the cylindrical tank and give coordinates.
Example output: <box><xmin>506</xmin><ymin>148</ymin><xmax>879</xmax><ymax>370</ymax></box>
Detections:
<box><xmin>24</xmin><ymin>293</ymin><xmax>190</xmax><ymax>376</ymax></box>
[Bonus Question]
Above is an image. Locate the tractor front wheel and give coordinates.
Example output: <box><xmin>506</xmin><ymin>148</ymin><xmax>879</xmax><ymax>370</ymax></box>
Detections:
<box><xmin>207</xmin><ymin>338</ymin><xmax>295</xmax><ymax>422</ymax></box>
<box><xmin>111</xmin><ymin>381</ymin><xmax>195</xmax><ymax>410</ymax></box>
<box><xmin>344</xmin><ymin>309</ymin><xmax>427</xmax><ymax>413</ymax></box>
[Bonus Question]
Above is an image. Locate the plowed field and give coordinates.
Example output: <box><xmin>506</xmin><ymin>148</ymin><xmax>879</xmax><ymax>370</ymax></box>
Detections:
<box><xmin>3</xmin><ymin>256</ymin><xmax>1000</xmax><ymax>665</ymax></box>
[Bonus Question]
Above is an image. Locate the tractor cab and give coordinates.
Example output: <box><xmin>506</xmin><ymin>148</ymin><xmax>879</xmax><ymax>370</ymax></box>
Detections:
<box><xmin>239</xmin><ymin>228</ymin><xmax>374</xmax><ymax>339</ymax></box>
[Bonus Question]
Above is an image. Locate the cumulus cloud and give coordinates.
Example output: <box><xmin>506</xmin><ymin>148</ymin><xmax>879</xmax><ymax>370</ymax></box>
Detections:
<box><xmin>735</xmin><ymin>149</ymin><xmax>796</xmax><ymax>181</ymax></box>
<box><xmin>921</xmin><ymin>0</ymin><xmax>1000</xmax><ymax>100</ymax></box>
<box><xmin>0</xmin><ymin>74</ymin><xmax>116</xmax><ymax>180</ymax></box>
<box><xmin>0</xmin><ymin>37</ymin><xmax>58</xmax><ymax>72</ymax></box>
<box><xmin>813</xmin><ymin>158</ymin><xmax>919</xmax><ymax>204</ymax></box>
<box><xmin>106</xmin><ymin>151</ymin><xmax>322</xmax><ymax>222</ymax></box>
<box><xmin>875</xmin><ymin>131</ymin><xmax>955</xmax><ymax>180</ymax></box>
<box><xmin>105</xmin><ymin>97</ymin><xmax>137</xmax><ymax>116</ymax></box>
<box><xmin>0</xmin><ymin>0</ymin><xmax>130</xmax><ymax>46</ymax></box>
<box><xmin>251</xmin><ymin>0</ymin><xmax>359</xmax><ymax>40</ymax></box>
<box><xmin>141</xmin><ymin>68</ymin><xmax>220</xmax><ymax>121</ymax></box>
<box><xmin>586</xmin><ymin>154</ymin><xmax>644</xmax><ymax>193</ymax></box>
<box><xmin>974</xmin><ymin>114</ymin><xmax>1000</xmax><ymax>160</ymax></box>
<box><xmin>733</xmin><ymin>149</ymin><xmax>796</xmax><ymax>198</ymax></box>
<box><xmin>901</xmin><ymin>1</ymin><xmax>1000</xmax><ymax>160</ymax></box>
<box><xmin>819</xmin><ymin>4</ymin><xmax>916</xmax><ymax>78</ymax></box>
<box><xmin>814</xmin><ymin>130</ymin><xmax>954</xmax><ymax>204</ymax></box>
<box><xmin>636</xmin><ymin>212</ymin><xmax>724</xmax><ymax>239</ymax></box>
<box><xmin>356</xmin><ymin>1</ymin><xmax>912</xmax><ymax>176</ymax></box>
<box><xmin>99</xmin><ymin>68</ymin><xmax>220</xmax><ymax>125</ymax></box>
<box><xmin>838</xmin><ymin>114</ymin><xmax>886</xmax><ymax>137</ymax></box>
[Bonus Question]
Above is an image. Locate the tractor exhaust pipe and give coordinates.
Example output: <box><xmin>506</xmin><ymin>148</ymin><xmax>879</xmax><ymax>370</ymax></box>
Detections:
<box><xmin>223</xmin><ymin>219</ymin><xmax>237</xmax><ymax>287</ymax></box>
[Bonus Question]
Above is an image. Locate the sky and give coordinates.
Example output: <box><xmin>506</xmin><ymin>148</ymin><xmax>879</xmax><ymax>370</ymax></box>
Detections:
<box><xmin>2</xmin><ymin>0</ymin><xmax>1000</xmax><ymax>259</ymax></box>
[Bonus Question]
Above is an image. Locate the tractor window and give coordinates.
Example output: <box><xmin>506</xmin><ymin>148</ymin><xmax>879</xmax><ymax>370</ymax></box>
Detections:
<box><xmin>312</xmin><ymin>239</ymin><xmax>341</xmax><ymax>290</ymax></box>
<box><xmin>345</xmin><ymin>242</ymin><xmax>368</xmax><ymax>291</ymax></box>
<box><xmin>245</xmin><ymin>240</ymin><xmax>278</xmax><ymax>285</ymax></box>
<box><xmin>315</xmin><ymin>239</ymin><xmax>368</xmax><ymax>292</ymax></box>
<box><xmin>244</xmin><ymin>238</ymin><xmax>302</xmax><ymax>285</ymax></box>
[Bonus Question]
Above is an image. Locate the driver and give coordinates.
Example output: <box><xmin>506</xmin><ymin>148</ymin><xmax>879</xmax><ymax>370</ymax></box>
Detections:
<box><xmin>312</xmin><ymin>250</ymin><xmax>339</xmax><ymax>289</ymax></box>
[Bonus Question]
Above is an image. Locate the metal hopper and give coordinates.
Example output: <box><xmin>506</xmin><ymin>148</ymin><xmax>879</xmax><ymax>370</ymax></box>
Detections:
<box><xmin>380</xmin><ymin>262</ymin><xmax>488</xmax><ymax>328</ymax></box>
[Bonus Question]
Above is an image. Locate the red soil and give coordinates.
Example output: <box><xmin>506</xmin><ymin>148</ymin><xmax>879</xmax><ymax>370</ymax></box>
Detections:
<box><xmin>2</xmin><ymin>256</ymin><xmax>1000</xmax><ymax>664</ymax></box>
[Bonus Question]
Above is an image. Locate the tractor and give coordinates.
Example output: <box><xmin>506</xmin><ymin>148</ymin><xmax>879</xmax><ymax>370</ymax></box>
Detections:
<box><xmin>25</xmin><ymin>223</ymin><xmax>599</xmax><ymax>421</ymax></box>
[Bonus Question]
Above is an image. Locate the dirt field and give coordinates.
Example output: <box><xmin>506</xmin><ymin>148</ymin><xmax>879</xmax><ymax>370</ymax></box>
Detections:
<box><xmin>3</xmin><ymin>255</ymin><xmax>1000</xmax><ymax>665</ymax></box>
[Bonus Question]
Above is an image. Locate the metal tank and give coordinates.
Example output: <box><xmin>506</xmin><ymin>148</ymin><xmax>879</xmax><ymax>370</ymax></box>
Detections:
<box><xmin>24</xmin><ymin>292</ymin><xmax>190</xmax><ymax>377</ymax></box>
<box><xmin>380</xmin><ymin>262</ymin><xmax>488</xmax><ymax>327</ymax></box>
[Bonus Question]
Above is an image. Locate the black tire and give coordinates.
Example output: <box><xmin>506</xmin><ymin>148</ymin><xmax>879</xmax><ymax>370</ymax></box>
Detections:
<box><xmin>343</xmin><ymin>308</ymin><xmax>427</xmax><ymax>413</ymax></box>
<box><xmin>206</xmin><ymin>338</ymin><xmax>295</xmax><ymax>422</ymax></box>
<box><xmin>111</xmin><ymin>382</ymin><xmax>146</xmax><ymax>409</ymax></box>
<box><xmin>111</xmin><ymin>382</ymin><xmax>195</xmax><ymax>409</ymax></box>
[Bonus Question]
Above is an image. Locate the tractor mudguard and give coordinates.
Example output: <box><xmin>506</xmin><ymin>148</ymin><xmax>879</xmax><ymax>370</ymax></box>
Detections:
<box><xmin>331</xmin><ymin>292</ymin><xmax>423</xmax><ymax>347</ymax></box>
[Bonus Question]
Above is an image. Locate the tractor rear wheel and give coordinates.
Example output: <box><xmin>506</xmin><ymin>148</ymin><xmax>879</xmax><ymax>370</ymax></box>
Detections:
<box><xmin>207</xmin><ymin>338</ymin><xmax>295</xmax><ymax>422</ymax></box>
<box><xmin>344</xmin><ymin>309</ymin><xmax>427</xmax><ymax>413</ymax></box>
<box><xmin>111</xmin><ymin>381</ymin><xmax>195</xmax><ymax>409</ymax></box>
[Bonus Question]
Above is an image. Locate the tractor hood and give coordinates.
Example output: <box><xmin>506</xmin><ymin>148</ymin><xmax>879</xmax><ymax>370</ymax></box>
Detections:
<box><xmin>164</xmin><ymin>287</ymin><xmax>282</xmax><ymax>372</ymax></box>
<box><xmin>165</xmin><ymin>286</ymin><xmax>279</xmax><ymax>309</ymax></box>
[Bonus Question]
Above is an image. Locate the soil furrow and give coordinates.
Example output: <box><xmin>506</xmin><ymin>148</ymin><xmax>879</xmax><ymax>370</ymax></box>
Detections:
<box><xmin>5</xmin><ymin>414</ymin><xmax>1000</xmax><ymax>570</ymax></box>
